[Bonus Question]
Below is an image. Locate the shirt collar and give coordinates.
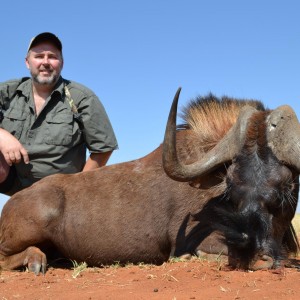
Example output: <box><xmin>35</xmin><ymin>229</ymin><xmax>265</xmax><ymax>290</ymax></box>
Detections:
<box><xmin>16</xmin><ymin>77</ymin><xmax>31</xmax><ymax>99</ymax></box>
<box><xmin>16</xmin><ymin>76</ymin><xmax>65</xmax><ymax>100</ymax></box>
<box><xmin>52</xmin><ymin>76</ymin><xmax>64</xmax><ymax>96</ymax></box>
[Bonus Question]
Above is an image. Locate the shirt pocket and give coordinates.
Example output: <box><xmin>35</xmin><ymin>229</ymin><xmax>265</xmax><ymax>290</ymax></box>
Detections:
<box><xmin>44</xmin><ymin>111</ymin><xmax>73</xmax><ymax>146</ymax></box>
<box><xmin>1</xmin><ymin>108</ymin><xmax>26</xmax><ymax>139</ymax></box>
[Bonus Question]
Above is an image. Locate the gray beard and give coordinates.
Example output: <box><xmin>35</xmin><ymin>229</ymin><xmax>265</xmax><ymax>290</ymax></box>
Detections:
<box><xmin>32</xmin><ymin>73</ymin><xmax>59</xmax><ymax>86</ymax></box>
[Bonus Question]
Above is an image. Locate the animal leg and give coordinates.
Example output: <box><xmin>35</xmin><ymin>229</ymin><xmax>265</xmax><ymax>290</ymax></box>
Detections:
<box><xmin>0</xmin><ymin>246</ymin><xmax>47</xmax><ymax>275</ymax></box>
<box><xmin>0</xmin><ymin>185</ymin><xmax>65</xmax><ymax>274</ymax></box>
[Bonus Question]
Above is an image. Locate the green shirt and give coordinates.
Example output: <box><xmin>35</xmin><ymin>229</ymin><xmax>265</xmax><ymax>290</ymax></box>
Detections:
<box><xmin>0</xmin><ymin>77</ymin><xmax>118</xmax><ymax>188</ymax></box>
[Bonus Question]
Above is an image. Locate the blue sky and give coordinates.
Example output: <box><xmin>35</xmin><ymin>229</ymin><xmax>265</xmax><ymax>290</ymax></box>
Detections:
<box><xmin>0</xmin><ymin>0</ymin><xmax>300</xmax><ymax>211</ymax></box>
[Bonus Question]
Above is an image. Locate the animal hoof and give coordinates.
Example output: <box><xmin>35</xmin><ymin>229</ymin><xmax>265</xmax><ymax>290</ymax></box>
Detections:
<box><xmin>251</xmin><ymin>255</ymin><xmax>274</xmax><ymax>270</ymax></box>
<box><xmin>28</xmin><ymin>263</ymin><xmax>42</xmax><ymax>275</ymax></box>
<box><xmin>23</xmin><ymin>246</ymin><xmax>47</xmax><ymax>275</ymax></box>
<box><xmin>179</xmin><ymin>253</ymin><xmax>192</xmax><ymax>260</ymax></box>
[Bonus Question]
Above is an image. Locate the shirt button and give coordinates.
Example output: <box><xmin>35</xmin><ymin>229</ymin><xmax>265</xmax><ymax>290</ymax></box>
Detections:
<box><xmin>28</xmin><ymin>130</ymin><xmax>34</xmax><ymax>138</ymax></box>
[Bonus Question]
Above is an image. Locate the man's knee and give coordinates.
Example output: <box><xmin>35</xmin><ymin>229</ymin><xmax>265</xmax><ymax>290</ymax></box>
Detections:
<box><xmin>0</xmin><ymin>153</ymin><xmax>10</xmax><ymax>184</ymax></box>
<box><xmin>0</xmin><ymin>165</ymin><xmax>17</xmax><ymax>195</ymax></box>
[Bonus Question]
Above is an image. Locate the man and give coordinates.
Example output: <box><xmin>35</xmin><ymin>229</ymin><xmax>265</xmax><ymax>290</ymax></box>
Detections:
<box><xmin>0</xmin><ymin>32</ymin><xmax>118</xmax><ymax>195</ymax></box>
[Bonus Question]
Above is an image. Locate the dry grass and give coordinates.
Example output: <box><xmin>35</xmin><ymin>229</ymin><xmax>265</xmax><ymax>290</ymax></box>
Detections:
<box><xmin>292</xmin><ymin>213</ymin><xmax>300</xmax><ymax>237</ymax></box>
<box><xmin>71</xmin><ymin>260</ymin><xmax>88</xmax><ymax>278</ymax></box>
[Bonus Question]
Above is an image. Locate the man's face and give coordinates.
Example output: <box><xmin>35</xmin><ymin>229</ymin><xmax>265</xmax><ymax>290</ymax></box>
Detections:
<box><xmin>26</xmin><ymin>42</ymin><xmax>63</xmax><ymax>86</ymax></box>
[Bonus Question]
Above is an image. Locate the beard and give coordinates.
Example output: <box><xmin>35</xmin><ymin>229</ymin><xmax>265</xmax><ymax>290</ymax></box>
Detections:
<box><xmin>31</xmin><ymin>69</ymin><xmax>60</xmax><ymax>86</ymax></box>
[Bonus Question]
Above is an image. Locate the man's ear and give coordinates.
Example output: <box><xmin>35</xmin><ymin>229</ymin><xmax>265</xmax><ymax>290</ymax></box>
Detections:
<box><xmin>25</xmin><ymin>56</ymin><xmax>30</xmax><ymax>69</ymax></box>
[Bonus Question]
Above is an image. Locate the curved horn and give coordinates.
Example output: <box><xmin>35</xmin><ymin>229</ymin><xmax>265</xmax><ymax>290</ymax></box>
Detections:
<box><xmin>163</xmin><ymin>88</ymin><xmax>258</xmax><ymax>182</ymax></box>
<box><xmin>266</xmin><ymin>105</ymin><xmax>300</xmax><ymax>173</ymax></box>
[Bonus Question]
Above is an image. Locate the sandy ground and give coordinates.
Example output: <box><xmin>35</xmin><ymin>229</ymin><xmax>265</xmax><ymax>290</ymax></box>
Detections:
<box><xmin>0</xmin><ymin>256</ymin><xmax>300</xmax><ymax>300</ymax></box>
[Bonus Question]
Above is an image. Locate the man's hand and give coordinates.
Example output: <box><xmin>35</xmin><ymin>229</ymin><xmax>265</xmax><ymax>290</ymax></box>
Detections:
<box><xmin>0</xmin><ymin>129</ymin><xmax>29</xmax><ymax>166</ymax></box>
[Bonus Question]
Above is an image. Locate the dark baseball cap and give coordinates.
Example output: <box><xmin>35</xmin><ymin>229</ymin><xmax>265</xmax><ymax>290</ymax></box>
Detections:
<box><xmin>27</xmin><ymin>32</ymin><xmax>62</xmax><ymax>52</ymax></box>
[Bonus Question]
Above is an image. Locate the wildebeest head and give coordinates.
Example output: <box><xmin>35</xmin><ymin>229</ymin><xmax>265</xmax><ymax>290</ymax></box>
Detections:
<box><xmin>163</xmin><ymin>88</ymin><xmax>300</xmax><ymax>270</ymax></box>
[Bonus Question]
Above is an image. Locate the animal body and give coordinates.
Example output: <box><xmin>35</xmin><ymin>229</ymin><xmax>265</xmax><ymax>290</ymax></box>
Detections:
<box><xmin>0</xmin><ymin>88</ymin><xmax>299</xmax><ymax>274</ymax></box>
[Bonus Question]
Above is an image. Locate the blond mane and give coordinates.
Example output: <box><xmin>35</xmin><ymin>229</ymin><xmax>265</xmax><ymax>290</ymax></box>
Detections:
<box><xmin>178</xmin><ymin>94</ymin><xmax>265</xmax><ymax>153</ymax></box>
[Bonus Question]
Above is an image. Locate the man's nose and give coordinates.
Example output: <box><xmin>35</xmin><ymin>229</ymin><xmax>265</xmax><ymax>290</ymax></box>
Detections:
<box><xmin>42</xmin><ymin>56</ymin><xmax>50</xmax><ymax>64</ymax></box>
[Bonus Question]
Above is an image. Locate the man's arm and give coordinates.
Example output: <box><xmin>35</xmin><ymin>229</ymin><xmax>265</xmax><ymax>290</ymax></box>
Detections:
<box><xmin>82</xmin><ymin>151</ymin><xmax>113</xmax><ymax>172</ymax></box>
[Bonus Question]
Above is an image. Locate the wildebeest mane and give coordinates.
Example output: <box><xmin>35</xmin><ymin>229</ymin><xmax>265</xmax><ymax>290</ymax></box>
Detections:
<box><xmin>177</xmin><ymin>93</ymin><xmax>266</xmax><ymax>153</ymax></box>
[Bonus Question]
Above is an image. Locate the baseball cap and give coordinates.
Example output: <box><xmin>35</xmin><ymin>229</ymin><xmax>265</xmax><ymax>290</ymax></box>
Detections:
<box><xmin>27</xmin><ymin>32</ymin><xmax>62</xmax><ymax>52</ymax></box>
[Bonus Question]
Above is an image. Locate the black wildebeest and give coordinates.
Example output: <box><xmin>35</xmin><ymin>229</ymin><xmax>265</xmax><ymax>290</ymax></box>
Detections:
<box><xmin>0</xmin><ymin>88</ymin><xmax>299</xmax><ymax>274</ymax></box>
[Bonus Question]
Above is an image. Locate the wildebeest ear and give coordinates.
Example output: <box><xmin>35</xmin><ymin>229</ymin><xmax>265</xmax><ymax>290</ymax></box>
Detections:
<box><xmin>266</xmin><ymin>105</ymin><xmax>300</xmax><ymax>173</ymax></box>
